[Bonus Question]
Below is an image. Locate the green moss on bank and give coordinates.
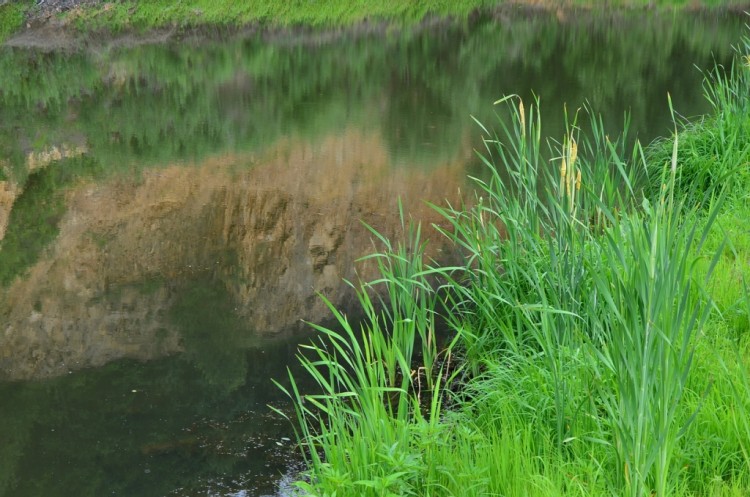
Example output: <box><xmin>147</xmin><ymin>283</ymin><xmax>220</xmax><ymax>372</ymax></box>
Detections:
<box><xmin>0</xmin><ymin>1</ymin><xmax>29</xmax><ymax>42</ymax></box>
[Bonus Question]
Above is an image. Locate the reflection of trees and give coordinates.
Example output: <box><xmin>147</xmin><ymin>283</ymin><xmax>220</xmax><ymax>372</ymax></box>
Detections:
<box><xmin>0</xmin><ymin>12</ymin><xmax>743</xmax><ymax>185</ymax></box>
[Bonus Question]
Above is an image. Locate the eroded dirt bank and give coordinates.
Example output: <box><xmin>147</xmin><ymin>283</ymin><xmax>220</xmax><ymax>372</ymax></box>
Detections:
<box><xmin>0</xmin><ymin>130</ymin><xmax>469</xmax><ymax>380</ymax></box>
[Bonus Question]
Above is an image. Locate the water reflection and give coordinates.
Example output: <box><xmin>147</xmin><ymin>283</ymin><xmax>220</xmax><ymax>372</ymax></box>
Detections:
<box><xmin>0</xmin><ymin>319</ymin><xmax>313</xmax><ymax>496</ymax></box>
<box><xmin>0</xmin><ymin>131</ymin><xmax>467</xmax><ymax>380</ymax></box>
<box><xmin>0</xmin><ymin>10</ymin><xmax>746</xmax><ymax>497</ymax></box>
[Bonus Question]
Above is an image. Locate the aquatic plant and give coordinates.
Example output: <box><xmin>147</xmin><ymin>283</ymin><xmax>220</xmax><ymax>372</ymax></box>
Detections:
<box><xmin>279</xmin><ymin>30</ymin><xmax>750</xmax><ymax>497</ymax></box>
<box><xmin>274</xmin><ymin>209</ymin><xmax>462</xmax><ymax>496</ymax></box>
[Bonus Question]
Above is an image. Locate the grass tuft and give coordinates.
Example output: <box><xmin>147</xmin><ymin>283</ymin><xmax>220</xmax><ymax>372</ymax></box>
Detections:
<box><xmin>281</xmin><ymin>28</ymin><xmax>750</xmax><ymax>497</ymax></box>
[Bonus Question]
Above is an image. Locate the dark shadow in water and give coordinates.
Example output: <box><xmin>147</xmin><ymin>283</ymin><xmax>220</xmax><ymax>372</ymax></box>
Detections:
<box><xmin>0</xmin><ymin>278</ymin><xmax>318</xmax><ymax>496</ymax></box>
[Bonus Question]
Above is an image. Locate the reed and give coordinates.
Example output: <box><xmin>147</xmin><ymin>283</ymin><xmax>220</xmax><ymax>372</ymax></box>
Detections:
<box><xmin>280</xmin><ymin>30</ymin><xmax>750</xmax><ymax>497</ymax></box>
<box><xmin>588</xmin><ymin>138</ymin><xmax>724</xmax><ymax>496</ymax></box>
<box><xmin>274</xmin><ymin>211</ymin><xmax>461</xmax><ymax>496</ymax></box>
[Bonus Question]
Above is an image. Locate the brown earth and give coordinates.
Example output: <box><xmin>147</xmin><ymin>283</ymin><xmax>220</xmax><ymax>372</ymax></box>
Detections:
<box><xmin>0</xmin><ymin>129</ymin><xmax>470</xmax><ymax>380</ymax></box>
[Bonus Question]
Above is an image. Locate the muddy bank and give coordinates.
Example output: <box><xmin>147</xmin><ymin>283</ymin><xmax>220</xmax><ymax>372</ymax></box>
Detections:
<box><xmin>0</xmin><ymin>130</ymin><xmax>468</xmax><ymax>380</ymax></box>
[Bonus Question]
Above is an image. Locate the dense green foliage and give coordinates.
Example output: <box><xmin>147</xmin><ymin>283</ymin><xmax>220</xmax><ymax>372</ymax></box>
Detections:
<box><xmin>0</xmin><ymin>1</ymin><xmax>29</xmax><ymax>43</ymax></box>
<box><xmin>282</xmin><ymin>33</ymin><xmax>750</xmax><ymax>497</ymax></box>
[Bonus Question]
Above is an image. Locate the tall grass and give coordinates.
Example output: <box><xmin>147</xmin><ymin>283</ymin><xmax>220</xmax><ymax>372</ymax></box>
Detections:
<box><xmin>274</xmin><ymin>211</ymin><xmax>460</xmax><ymax>497</ymax></box>
<box><xmin>280</xmin><ymin>31</ymin><xmax>750</xmax><ymax>497</ymax></box>
<box><xmin>645</xmin><ymin>33</ymin><xmax>750</xmax><ymax>206</ymax></box>
<box><xmin>588</xmin><ymin>143</ymin><xmax>723</xmax><ymax>497</ymax></box>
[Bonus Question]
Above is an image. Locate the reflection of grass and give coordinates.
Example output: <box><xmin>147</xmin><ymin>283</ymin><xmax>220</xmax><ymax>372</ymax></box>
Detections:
<box><xmin>0</xmin><ymin>169</ymin><xmax>64</xmax><ymax>286</ymax></box>
<box><xmin>136</xmin><ymin>276</ymin><xmax>165</xmax><ymax>296</ymax></box>
<box><xmin>85</xmin><ymin>230</ymin><xmax>111</xmax><ymax>249</ymax></box>
<box><xmin>0</xmin><ymin>156</ymin><xmax>102</xmax><ymax>286</ymax></box>
<box><xmin>0</xmin><ymin>14</ymin><xmax>743</xmax><ymax>176</ymax></box>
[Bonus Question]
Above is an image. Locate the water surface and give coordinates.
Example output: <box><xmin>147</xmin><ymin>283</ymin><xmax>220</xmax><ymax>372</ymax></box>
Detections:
<box><xmin>0</xmin><ymin>10</ymin><xmax>746</xmax><ymax>496</ymax></box>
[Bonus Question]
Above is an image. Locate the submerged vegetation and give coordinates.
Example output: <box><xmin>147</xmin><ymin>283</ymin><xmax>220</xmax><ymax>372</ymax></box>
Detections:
<box><xmin>280</xmin><ymin>32</ymin><xmax>750</xmax><ymax>496</ymax></box>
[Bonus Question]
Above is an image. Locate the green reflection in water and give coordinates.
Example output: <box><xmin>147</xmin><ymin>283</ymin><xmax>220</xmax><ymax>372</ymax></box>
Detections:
<box><xmin>170</xmin><ymin>279</ymin><xmax>256</xmax><ymax>395</ymax></box>
<box><xmin>0</xmin><ymin>278</ymin><xmax>313</xmax><ymax>496</ymax></box>
<box><xmin>0</xmin><ymin>11</ymin><xmax>747</xmax><ymax>497</ymax></box>
<box><xmin>0</xmin><ymin>13</ymin><xmax>745</xmax><ymax>183</ymax></box>
<box><xmin>0</xmin><ymin>156</ymin><xmax>103</xmax><ymax>285</ymax></box>
<box><xmin>0</xmin><ymin>14</ymin><xmax>744</xmax><ymax>281</ymax></box>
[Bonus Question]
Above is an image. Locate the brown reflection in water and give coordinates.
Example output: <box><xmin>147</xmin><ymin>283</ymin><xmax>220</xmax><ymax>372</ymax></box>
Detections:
<box><xmin>0</xmin><ymin>129</ymin><xmax>471</xmax><ymax>380</ymax></box>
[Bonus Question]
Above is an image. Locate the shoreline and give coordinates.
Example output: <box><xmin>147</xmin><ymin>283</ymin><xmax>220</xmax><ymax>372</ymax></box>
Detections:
<box><xmin>2</xmin><ymin>1</ymin><xmax>750</xmax><ymax>52</ymax></box>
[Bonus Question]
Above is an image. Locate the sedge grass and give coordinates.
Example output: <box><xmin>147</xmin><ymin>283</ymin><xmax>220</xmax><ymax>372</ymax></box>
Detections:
<box><xmin>280</xmin><ymin>30</ymin><xmax>750</xmax><ymax>497</ymax></box>
<box><xmin>645</xmin><ymin>33</ymin><xmax>750</xmax><ymax>207</ymax></box>
<box><xmin>274</xmin><ymin>212</ymin><xmax>463</xmax><ymax>497</ymax></box>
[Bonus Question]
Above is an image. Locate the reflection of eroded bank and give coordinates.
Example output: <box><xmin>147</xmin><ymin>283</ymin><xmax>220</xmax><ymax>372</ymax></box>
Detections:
<box><xmin>0</xmin><ymin>143</ymin><xmax>88</xmax><ymax>242</ymax></box>
<box><xmin>0</xmin><ymin>130</ymin><xmax>468</xmax><ymax>380</ymax></box>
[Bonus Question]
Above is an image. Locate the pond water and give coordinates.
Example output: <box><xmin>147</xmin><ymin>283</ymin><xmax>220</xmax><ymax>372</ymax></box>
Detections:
<box><xmin>0</xmin><ymin>10</ymin><xmax>746</xmax><ymax>497</ymax></box>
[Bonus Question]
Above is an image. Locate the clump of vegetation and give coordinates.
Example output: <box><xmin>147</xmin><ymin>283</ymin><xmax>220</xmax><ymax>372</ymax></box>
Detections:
<box><xmin>645</xmin><ymin>39</ymin><xmax>750</xmax><ymax>207</ymax></box>
<box><xmin>0</xmin><ymin>0</ymin><xmax>740</xmax><ymax>37</ymax></box>
<box><xmin>280</xmin><ymin>32</ymin><xmax>750</xmax><ymax>496</ymax></box>
<box><xmin>0</xmin><ymin>1</ymin><xmax>29</xmax><ymax>43</ymax></box>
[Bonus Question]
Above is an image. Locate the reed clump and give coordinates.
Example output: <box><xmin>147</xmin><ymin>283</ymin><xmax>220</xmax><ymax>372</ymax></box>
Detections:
<box><xmin>279</xmin><ymin>32</ymin><xmax>750</xmax><ymax>497</ymax></box>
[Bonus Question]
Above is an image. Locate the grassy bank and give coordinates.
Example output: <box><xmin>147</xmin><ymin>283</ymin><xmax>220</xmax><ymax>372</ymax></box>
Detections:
<box><xmin>1</xmin><ymin>0</ymin><xmax>749</xmax><ymax>42</ymax></box>
<box><xmin>280</xmin><ymin>32</ymin><xmax>750</xmax><ymax>497</ymax></box>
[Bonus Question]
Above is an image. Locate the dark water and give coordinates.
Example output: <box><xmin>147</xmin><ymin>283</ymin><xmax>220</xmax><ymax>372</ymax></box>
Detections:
<box><xmin>0</xmin><ymin>10</ymin><xmax>746</xmax><ymax>497</ymax></box>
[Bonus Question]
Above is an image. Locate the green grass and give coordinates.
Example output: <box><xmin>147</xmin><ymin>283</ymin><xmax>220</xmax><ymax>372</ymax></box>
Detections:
<box><xmin>0</xmin><ymin>0</ymin><xmax>747</xmax><ymax>40</ymax></box>
<box><xmin>0</xmin><ymin>1</ymin><xmax>29</xmax><ymax>43</ymax></box>
<box><xmin>280</xmin><ymin>30</ymin><xmax>750</xmax><ymax>497</ymax></box>
<box><xmin>34</xmin><ymin>0</ymin><xmax>750</xmax><ymax>34</ymax></box>
<box><xmin>68</xmin><ymin>0</ymin><xmax>496</xmax><ymax>32</ymax></box>
<box><xmin>645</xmin><ymin>45</ymin><xmax>750</xmax><ymax>208</ymax></box>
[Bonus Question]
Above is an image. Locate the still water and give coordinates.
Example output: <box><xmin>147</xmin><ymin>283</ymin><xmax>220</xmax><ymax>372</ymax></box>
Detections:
<box><xmin>0</xmin><ymin>10</ymin><xmax>746</xmax><ymax>496</ymax></box>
